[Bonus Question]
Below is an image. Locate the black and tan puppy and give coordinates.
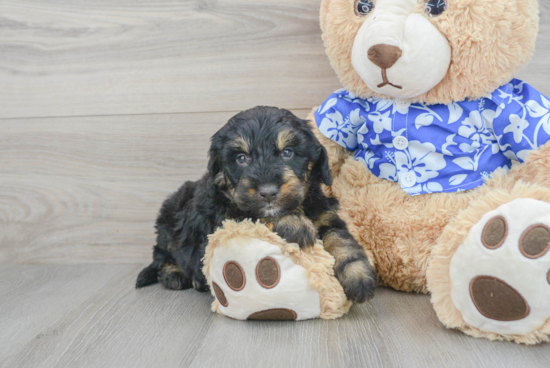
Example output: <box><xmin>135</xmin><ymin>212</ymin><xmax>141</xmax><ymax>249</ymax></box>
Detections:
<box><xmin>136</xmin><ymin>106</ymin><xmax>377</xmax><ymax>303</ymax></box>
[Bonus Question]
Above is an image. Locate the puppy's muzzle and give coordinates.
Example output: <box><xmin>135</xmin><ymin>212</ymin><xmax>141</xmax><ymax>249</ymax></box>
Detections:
<box><xmin>258</xmin><ymin>184</ymin><xmax>279</xmax><ymax>204</ymax></box>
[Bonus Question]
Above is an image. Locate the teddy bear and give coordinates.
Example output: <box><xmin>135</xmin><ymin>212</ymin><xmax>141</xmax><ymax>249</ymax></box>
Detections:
<box><xmin>304</xmin><ymin>0</ymin><xmax>550</xmax><ymax>344</ymax></box>
<box><xmin>202</xmin><ymin>0</ymin><xmax>550</xmax><ymax>344</ymax></box>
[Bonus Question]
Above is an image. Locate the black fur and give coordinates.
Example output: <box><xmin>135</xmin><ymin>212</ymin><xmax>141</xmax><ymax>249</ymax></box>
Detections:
<box><xmin>136</xmin><ymin>106</ymin><xmax>377</xmax><ymax>303</ymax></box>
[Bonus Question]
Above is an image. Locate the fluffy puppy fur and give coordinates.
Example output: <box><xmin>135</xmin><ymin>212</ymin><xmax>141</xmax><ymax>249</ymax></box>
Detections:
<box><xmin>136</xmin><ymin>106</ymin><xmax>377</xmax><ymax>303</ymax></box>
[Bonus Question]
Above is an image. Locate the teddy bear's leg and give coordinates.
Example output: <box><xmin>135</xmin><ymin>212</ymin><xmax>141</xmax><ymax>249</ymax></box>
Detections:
<box><xmin>427</xmin><ymin>180</ymin><xmax>550</xmax><ymax>344</ymax></box>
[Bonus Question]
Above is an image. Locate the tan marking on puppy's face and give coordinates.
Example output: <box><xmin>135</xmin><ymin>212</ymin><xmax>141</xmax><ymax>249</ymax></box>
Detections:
<box><xmin>214</xmin><ymin>172</ymin><xmax>229</xmax><ymax>187</ymax></box>
<box><xmin>234</xmin><ymin>178</ymin><xmax>257</xmax><ymax>201</ymax></box>
<box><xmin>277</xmin><ymin>129</ymin><xmax>296</xmax><ymax>151</ymax></box>
<box><xmin>214</xmin><ymin>172</ymin><xmax>236</xmax><ymax>202</ymax></box>
<box><xmin>279</xmin><ymin>168</ymin><xmax>305</xmax><ymax>202</ymax></box>
<box><xmin>230</xmin><ymin>137</ymin><xmax>250</xmax><ymax>153</ymax></box>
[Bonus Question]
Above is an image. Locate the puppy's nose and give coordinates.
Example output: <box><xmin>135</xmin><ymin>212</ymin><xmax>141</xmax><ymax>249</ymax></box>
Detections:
<box><xmin>367</xmin><ymin>44</ymin><xmax>402</xmax><ymax>69</ymax></box>
<box><xmin>258</xmin><ymin>185</ymin><xmax>279</xmax><ymax>203</ymax></box>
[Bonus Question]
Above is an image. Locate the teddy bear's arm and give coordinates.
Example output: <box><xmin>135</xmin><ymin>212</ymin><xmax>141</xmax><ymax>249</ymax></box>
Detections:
<box><xmin>492</xmin><ymin>81</ymin><xmax>550</xmax><ymax>161</ymax></box>
<box><xmin>315</xmin><ymin>211</ymin><xmax>377</xmax><ymax>303</ymax></box>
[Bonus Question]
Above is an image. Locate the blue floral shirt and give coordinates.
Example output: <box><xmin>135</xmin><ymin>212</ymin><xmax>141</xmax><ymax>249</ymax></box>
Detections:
<box><xmin>315</xmin><ymin>79</ymin><xmax>550</xmax><ymax>196</ymax></box>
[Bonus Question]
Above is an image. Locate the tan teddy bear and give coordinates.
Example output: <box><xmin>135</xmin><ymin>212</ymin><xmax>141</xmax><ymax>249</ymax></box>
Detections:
<box><xmin>308</xmin><ymin>0</ymin><xmax>550</xmax><ymax>344</ymax></box>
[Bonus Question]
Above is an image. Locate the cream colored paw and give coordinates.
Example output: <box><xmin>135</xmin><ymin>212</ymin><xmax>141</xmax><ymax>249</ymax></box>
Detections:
<box><xmin>208</xmin><ymin>237</ymin><xmax>321</xmax><ymax>320</ymax></box>
<box><xmin>450</xmin><ymin>198</ymin><xmax>550</xmax><ymax>335</ymax></box>
<box><xmin>203</xmin><ymin>220</ymin><xmax>352</xmax><ymax>321</ymax></box>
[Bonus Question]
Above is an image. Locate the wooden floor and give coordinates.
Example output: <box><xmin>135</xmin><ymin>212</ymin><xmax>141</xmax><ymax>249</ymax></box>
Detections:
<box><xmin>1</xmin><ymin>265</ymin><xmax>549</xmax><ymax>368</ymax></box>
<box><xmin>1</xmin><ymin>1</ymin><xmax>550</xmax><ymax>367</ymax></box>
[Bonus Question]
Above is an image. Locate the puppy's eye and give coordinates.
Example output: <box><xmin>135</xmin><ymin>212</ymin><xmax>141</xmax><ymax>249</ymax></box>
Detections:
<box><xmin>282</xmin><ymin>148</ymin><xmax>293</xmax><ymax>158</ymax></box>
<box><xmin>355</xmin><ymin>0</ymin><xmax>375</xmax><ymax>17</ymax></box>
<box><xmin>423</xmin><ymin>0</ymin><xmax>447</xmax><ymax>17</ymax></box>
<box><xmin>236</xmin><ymin>154</ymin><xmax>249</xmax><ymax>165</ymax></box>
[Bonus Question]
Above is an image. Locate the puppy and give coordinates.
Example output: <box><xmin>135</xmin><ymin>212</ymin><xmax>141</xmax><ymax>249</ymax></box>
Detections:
<box><xmin>136</xmin><ymin>106</ymin><xmax>377</xmax><ymax>303</ymax></box>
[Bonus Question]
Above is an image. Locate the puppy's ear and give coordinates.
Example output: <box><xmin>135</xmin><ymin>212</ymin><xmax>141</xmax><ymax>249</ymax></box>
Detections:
<box><xmin>311</xmin><ymin>145</ymin><xmax>332</xmax><ymax>186</ymax></box>
<box><xmin>208</xmin><ymin>134</ymin><xmax>222</xmax><ymax>178</ymax></box>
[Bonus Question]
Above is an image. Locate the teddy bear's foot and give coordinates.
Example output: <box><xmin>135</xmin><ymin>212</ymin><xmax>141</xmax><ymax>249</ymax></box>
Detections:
<box><xmin>207</xmin><ymin>237</ymin><xmax>322</xmax><ymax>321</ymax></box>
<box><xmin>203</xmin><ymin>220</ymin><xmax>353</xmax><ymax>321</ymax></box>
<box><xmin>429</xmin><ymin>194</ymin><xmax>550</xmax><ymax>344</ymax></box>
<box><xmin>451</xmin><ymin>198</ymin><xmax>550</xmax><ymax>334</ymax></box>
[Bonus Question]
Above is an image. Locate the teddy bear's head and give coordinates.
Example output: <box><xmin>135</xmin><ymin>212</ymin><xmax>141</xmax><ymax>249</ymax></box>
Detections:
<box><xmin>321</xmin><ymin>0</ymin><xmax>539</xmax><ymax>104</ymax></box>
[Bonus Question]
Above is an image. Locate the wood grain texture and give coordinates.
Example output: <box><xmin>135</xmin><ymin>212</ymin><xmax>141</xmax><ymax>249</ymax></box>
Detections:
<box><xmin>0</xmin><ymin>265</ymin><xmax>548</xmax><ymax>368</ymax></box>
<box><xmin>0</xmin><ymin>265</ymin><xmax>138</xmax><ymax>361</ymax></box>
<box><xmin>0</xmin><ymin>1</ymin><xmax>549</xmax><ymax>120</ymax></box>
<box><xmin>0</xmin><ymin>109</ymin><xmax>311</xmax><ymax>264</ymax></box>
<box><xmin>0</xmin><ymin>0</ymin><xmax>341</xmax><ymax>119</ymax></box>
<box><xmin>0</xmin><ymin>264</ymin><xmax>215</xmax><ymax>368</ymax></box>
<box><xmin>516</xmin><ymin>0</ymin><xmax>550</xmax><ymax>93</ymax></box>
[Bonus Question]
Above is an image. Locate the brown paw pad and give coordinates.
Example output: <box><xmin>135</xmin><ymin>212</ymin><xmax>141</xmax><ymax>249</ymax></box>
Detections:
<box><xmin>470</xmin><ymin>276</ymin><xmax>529</xmax><ymax>321</ymax></box>
<box><xmin>481</xmin><ymin>216</ymin><xmax>508</xmax><ymax>249</ymax></box>
<box><xmin>212</xmin><ymin>282</ymin><xmax>228</xmax><ymax>307</ymax></box>
<box><xmin>247</xmin><ymin>308</ymin><xmax>297</xmax><ymax>320</ymax></box>
<box><xmin>256</xmin><ymin>257</ymin><xmax>281</xmax><ymax>289</ymax></box>
<box><xmin>519</xmin><ymin>224</ymin><xmax>550</xmax><ymax>259</ymax></box>
<box><xmin>223</xmin><ymin>261</ymin><xmax>245</xmax><ymax>291</ymax></box>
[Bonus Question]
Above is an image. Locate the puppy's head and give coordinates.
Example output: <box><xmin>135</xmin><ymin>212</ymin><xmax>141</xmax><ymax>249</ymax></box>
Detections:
<box><xmin>208</xmin><ymin>106</ymin><xmax>331</xmax><ymax>218</ymax></box>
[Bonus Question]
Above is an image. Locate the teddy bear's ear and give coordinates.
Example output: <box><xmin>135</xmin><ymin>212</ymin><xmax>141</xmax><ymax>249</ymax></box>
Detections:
<box><xmin>312</xmin><ymin>145</ymin><xmax>332</xmax><ymax>186</ymax></box>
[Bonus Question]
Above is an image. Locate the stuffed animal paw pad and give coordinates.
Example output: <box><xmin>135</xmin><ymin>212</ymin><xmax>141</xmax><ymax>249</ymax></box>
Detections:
<box><xmin>203</xmin><ymin>220</ymin><xmax>352</xmax><ymax>321</ymax></box>
<box><xmin>450</xmin><ymin>198</ymin><xmax>550</xmax><ymax>335</ymax></box>
<box><xmin>209</xmin><ymin>246</ymin><xmax>320</xmax><ymax>321</ymax></box>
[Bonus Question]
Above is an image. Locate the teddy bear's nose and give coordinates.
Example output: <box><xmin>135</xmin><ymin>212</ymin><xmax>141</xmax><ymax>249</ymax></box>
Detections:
<box><xmin>367</xmin><ymin>44</ymin><xmax>402</xmax><ymax>69</ymax></box>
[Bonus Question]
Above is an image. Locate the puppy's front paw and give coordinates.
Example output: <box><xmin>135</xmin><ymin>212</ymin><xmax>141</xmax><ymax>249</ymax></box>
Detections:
<box><xmin>192</xmin><ymin>274</ymin><xmax>210</xmax><ymax>292</ymax></box>
<box><xmin>337</xmin><ymin>259</ymin><xmax>377</xmax><ymax>304</ymax></box>
<box><xmin>273</xmin><ymin>216</ymin><xmax>317</xmax><ymax>249</ymax></box>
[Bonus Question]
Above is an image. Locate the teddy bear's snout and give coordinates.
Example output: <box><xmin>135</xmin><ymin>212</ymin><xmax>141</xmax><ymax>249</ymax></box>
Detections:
<box><xmin>367</xmin><ymin>44</ymin><xmax>402</xmax><ymax>70</ymax></box>
<box><xmin>350</xmin><ymin>1</ymin><xmax>452</xmax><ymax>99</ymax></box>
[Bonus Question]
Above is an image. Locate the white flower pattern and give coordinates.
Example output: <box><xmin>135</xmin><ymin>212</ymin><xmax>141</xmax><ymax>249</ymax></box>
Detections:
<box><xmin>315</xmin><ymin>79</ymin><xmax>550</xmax><ymax>196</ymax></box>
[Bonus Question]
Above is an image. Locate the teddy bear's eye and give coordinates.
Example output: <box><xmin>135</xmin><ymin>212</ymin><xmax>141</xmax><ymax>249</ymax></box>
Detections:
<box><xmin>355</xmin><ymin>0</ymin><xmax>375</xmax><ymax>17</ymax></box>
<box><xmin>423</xmin><ymin>0</ymin><xmax>447</xmax><ymax>17</ymax></box>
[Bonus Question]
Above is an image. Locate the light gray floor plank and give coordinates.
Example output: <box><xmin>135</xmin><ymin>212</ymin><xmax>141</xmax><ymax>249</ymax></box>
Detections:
<box><xmin>188</xmin><ymin>303</ymin><xmax>392</xmax><ymax>368</ymax></box>
<box><xmin>370</xmin><ymin>289</ymin><xmax>550</xmax><ymax>368</ymax></box>
<box><xmin>0</xmin><ymin>265</ymin><xmax>548</xmax><ymax>368</ymax></box>
<box><xmin>0</xmin><ymin>109</ymin><xmax>311</xmax><ymax>264</ymax></box>
<box><xmin>0</xmin><ymin>264</ymin><xmax>215</xmax><ymax>368</ymax></box>
<box><xmin>0</xmin><ymin>265</ymin><xmax>137</xmax><ymax>361</ymax></box>
<box><xmin>0</xmin><ymin>0</ymin><xmax>341</xmax><ymax>119</ymax></box>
